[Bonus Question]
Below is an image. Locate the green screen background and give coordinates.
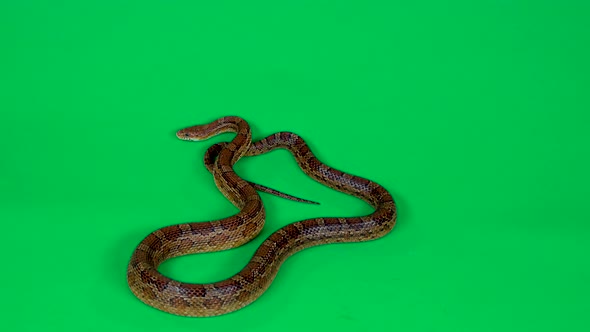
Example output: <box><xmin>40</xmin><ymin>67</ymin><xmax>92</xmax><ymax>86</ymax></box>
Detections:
<box><xmin>1</xmin><ymin>1</ymin><xmax>588</xmax><ymax>331</ymax></box>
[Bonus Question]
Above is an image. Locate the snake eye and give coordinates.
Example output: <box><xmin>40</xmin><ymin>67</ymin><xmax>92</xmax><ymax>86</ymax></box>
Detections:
<box><xmin>184</xmin><ymin>133</ymin><xmax>190</xmax><ymax>137</ymax></box>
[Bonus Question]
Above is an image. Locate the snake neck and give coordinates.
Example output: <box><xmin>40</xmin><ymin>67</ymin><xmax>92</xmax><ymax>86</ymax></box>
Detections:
<box><xmin>210</xmin><ymin>117</ymin><xmax>258</xmax><ymax>209</ymax></box>
<box><xmin>207</xmin><ymin>116</ymin><xmax>251</xmax><ymax>167</ymax></box>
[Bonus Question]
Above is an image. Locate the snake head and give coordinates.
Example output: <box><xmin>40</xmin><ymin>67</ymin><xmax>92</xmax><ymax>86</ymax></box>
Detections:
<box><xmin>177</xmin><ymin>117</ymin><xmax>243</xmax><ymax>141</ymax></box>
<box><xmin>176</xmin><ymin>128</ymin><xmax>197</xmax><ymax>141</ymax></box>
<box><xmin>176</xmin><ymin>126</ymin><xmax>212</xmax><ymax>141</ymax></box>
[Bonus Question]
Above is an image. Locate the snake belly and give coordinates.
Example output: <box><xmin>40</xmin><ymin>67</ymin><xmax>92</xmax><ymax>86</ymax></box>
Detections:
<box><xmin>126</xmin><ymin>116</ymin><xmax>397</xmax><ymax>317</ymax></box>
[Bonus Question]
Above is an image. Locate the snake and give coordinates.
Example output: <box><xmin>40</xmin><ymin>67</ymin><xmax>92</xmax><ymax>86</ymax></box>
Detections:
<box><xmin>126</xmin><ymin>116</ymin><xmax>397</xmax><ymax>317</ymax></box>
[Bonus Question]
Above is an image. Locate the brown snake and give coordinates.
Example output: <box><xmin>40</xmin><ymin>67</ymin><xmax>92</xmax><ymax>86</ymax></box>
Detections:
<box><xmin>127</xmin><ymin>116</ymin><xmax>397</xmax><ymax>317</ymax></box>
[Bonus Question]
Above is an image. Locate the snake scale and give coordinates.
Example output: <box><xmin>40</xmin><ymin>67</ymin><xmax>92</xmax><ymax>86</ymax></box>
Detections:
<box><xmin>127</xmin><ymin>116</ymin><xmax>397</xmax><ymax>317</ymax></box>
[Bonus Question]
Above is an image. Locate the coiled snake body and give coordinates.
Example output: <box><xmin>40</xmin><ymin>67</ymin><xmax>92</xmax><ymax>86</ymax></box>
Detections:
<box><xmin>127</xmin><ymin>116</ymin><xmax>397</xmax><ymax>317</ymax></box>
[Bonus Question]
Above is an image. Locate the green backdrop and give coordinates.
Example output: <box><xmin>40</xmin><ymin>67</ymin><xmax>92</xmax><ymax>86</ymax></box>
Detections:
<box><xmin>1</xmin><ymin>1</ymin><xmax>588</xmax><ymax>331</ymax></box>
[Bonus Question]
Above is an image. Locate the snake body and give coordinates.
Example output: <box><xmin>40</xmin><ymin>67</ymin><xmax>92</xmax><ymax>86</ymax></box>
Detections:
<box><xmin>127</xmin><ymin>116</ymin><xmax>397</xmax><ymax>317</ymax></box>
